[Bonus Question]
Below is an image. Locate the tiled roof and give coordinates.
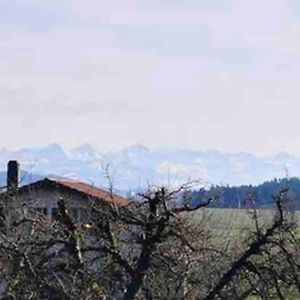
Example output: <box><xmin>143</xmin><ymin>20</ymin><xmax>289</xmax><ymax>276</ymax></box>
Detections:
<box><xmin>1</xmin><ymin>176</ymin><xmax>128</xmax><ymax>207</ymax></box>
<box><xmin>46</xmin><ymin>178</ymin><xmax>128</xmax><ymax>206</ymax></box>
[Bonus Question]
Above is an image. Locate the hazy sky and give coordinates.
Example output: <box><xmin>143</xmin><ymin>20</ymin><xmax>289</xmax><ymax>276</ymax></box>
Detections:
<box><xmin>1</xmin><ymin>0</ymin><xmax>300</xmax><ymax>155</ymax></box>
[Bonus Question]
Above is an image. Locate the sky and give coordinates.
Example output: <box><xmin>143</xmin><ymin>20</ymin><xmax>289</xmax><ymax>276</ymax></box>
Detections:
<box><xmin>1</xmin><ymin>0</ymin><xmax>300</xmax><ymax>155</ymax></box>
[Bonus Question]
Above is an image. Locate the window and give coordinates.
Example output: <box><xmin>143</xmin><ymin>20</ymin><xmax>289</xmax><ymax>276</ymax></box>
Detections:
<box><xmin>70</xmin><ymin>208</ymin><xmax>79</xmax><ymax>222</ymax></box>
<box><xmin>43</xmin><ymin>208</ymin><xmax>48</xmax><ymax>216</ymax></box>
<box><xmin>36</xmin><ymin>207</ymin><xmax>48</xmax><ymax>217</ymax></box>
<box><xmin>51</xmin><ymin>207</ymin><xmax>58</xmax><ymax>220</ymax></box>
<box><xmin>80</xmin><ymin>209</ymin><xmax>88</xmax><ymax>222</ymax></box>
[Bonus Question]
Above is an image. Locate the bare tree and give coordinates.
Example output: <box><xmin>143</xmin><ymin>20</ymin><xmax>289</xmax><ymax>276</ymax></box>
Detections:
<box><xmin>0</xmin><ymin>181</ymin><xmax>299</xmax><ymax>300</ymax></box>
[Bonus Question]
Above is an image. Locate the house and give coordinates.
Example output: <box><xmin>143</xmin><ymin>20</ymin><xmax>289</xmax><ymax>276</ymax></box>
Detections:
<box><xmin>1</xmin><ymin>160</ymin><xmax>127</xmax><ymax>223</ymax></box>
<box><xmin>0</xmin><ymin>161</ymin><xmax>130</xmax><ymax>299</ymax></box>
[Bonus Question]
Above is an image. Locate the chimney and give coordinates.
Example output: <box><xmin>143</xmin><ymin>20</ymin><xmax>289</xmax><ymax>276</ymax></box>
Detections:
<box><xmin>7</xmin><ymin>160</ymin><xmax>19</xmax><ymax>191</ymax></box>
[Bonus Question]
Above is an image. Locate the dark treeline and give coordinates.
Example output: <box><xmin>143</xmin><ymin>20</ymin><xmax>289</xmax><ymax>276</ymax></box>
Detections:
<box><xmin>192</xmin><ymin>177</ymin><xmax>300</xmax><ymax>209</ymax></box>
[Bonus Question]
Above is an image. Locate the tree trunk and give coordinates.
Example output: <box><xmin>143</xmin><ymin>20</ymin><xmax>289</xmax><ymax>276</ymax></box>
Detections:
<box><xmin>123</xmin><ymin>248</ymin><xmax>152</xmax><ymax>300</ymax></box>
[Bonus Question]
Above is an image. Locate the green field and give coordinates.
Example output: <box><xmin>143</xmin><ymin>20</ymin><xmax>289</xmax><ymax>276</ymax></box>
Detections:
<box><xmin>185</xmin><ymin>208</ymin><xmax>300</xmax><ymax>299</ymax></box>
<box><xmin>184</xmin><ymin>208</ymin><xmax>300</xmax><ymax>245</ymax></box>
<box><xmin>186</xmin><ymin>208</ymin><xmax>300</xmax><ymax>229</ymax></box>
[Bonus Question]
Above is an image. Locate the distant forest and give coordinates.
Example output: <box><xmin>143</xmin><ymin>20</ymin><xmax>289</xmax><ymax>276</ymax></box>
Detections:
<box><xmin>192</xmin><ymin>177</ymin><xmax>300</xmax><ymax>210</ymax></box>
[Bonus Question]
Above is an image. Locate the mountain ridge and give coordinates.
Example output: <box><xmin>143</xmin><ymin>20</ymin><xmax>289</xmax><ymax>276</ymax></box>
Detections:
<box><xmin>0</xmin><ymin>144</ymin><xmax>299</xmax><ymax>192</ymax></box>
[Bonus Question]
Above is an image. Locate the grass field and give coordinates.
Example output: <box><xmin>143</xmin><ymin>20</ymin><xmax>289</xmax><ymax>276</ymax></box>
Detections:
<box><xmin>186</xmin><ymin>208</ymin><xmax>300</xmax><ymax>230</ymax></box>
<box><xmin>185</xmin><ymin>208</ymin><xmax>300</xmax><ymax>299</ymax></box>
<box><xmin>184</xmin><ymin>208</ymin><xmax>300</xmax><ymax>246</ymax></box>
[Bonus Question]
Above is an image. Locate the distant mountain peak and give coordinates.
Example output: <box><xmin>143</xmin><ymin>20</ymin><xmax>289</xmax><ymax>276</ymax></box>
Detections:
<box><xmin>42</xmin><ymin>143</ymin><xmax>63</xmax><ymax>151</ymax></box>
<box><xmin>126</xmin><ymin>144</ymin><xmax>149</xmax><ymax>153</ymax></box>
<box><xmin>38</xmin><ymin>143</ymin><xmax>67</xmax><ymax>158</ymax></box>
<box><xmin>0</xmin><ymin>143</ymin><xmax>299</xmax><ymax>191</ymax></box>
<box><xmin>274</xmin><ymin>152</ymin><xmax>295</xmax><ymax>160</ymax></box>
<box><xmin>74</xmin><ymin>143</ymin><xmax>95</xmax><ymax>154</ymax></box>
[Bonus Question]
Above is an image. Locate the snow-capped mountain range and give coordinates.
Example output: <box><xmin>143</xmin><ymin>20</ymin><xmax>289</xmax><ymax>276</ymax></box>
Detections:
<box><xmin>0</xmin><ymin>143</ymin><xmax>299</xmax><ymax>192</ymax></box>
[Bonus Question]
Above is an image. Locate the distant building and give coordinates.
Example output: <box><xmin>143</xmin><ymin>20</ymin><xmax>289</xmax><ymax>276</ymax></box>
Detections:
<box><xmin>1</xmin><ymin>160</ymin><xmax>127</xmax><ymax>223</ymax></box>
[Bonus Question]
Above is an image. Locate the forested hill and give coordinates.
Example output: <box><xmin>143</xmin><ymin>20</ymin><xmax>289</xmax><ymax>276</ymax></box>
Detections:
<box><xmin>192</xmin><ymin>177</ymin><xmax>300</xmax><ymax>209</ymax></box>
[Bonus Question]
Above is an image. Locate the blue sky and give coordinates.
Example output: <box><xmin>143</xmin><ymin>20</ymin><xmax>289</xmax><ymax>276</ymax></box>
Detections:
<box><xmin>1</xmin><ymin>0</ymin><xmax>300</xmax><ymax>154</ymax></box>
